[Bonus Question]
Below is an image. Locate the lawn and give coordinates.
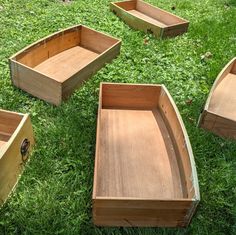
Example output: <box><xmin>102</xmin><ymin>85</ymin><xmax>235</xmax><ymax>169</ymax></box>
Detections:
<box><xmin>0</xmin><ymin>0</ymin><xmax>236</xmax><ymax>234</ymax></box>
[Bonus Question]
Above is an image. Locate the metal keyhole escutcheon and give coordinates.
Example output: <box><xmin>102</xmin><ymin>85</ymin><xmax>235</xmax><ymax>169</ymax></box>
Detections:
<box><xmin>21</xmin><ymin>139</ymin><xmax>30</xmax><ymax>162</ymax></box>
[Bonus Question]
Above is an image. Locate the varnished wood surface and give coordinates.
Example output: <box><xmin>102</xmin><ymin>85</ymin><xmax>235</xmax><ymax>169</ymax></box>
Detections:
<box><xmin>34</xmin><ymin>46</ymin><xmax>99</xmax><ymax>82</ymax></box>
<box><xmin>96</xmin><ymin>108</ymin><xmax>184</xmax><ymax>198</ymax></box>
<box><xmin>208</xmin><ymin>73</ymin><xmax>236</xmax><ymax>119</ymax></box>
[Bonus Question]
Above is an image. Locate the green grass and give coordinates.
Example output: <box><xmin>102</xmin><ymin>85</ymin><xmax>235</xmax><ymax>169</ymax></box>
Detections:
<box><xmin>0</xmin><ymin>0</ymin><xmax>236</xmax><ymax>234</ymax></box>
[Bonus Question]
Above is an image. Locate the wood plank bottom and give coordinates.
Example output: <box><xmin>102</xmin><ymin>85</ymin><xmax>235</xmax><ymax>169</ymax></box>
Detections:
<box><xmin>34</xmin><ymin>46</ymin><xmax>99</xmax><ymax>82</ymax></box>
<box><xmin>128</xmin><ymin>10</ymin><xmax>167</xmax><ymax>28</ymax></box>
<box><xmin>96</xmin><ymin>108</ymin><xmax>185</xmax><ymax>199</ymax></box>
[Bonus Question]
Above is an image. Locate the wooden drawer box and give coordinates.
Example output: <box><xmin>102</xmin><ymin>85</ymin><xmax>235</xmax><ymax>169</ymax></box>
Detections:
<box><xmin>0</xmin><ymin>109</ymin><xmax>34</xmax><ymax>206</ymax></box>
<box><xmin>9</xmin><ymin>25</ymin><xmax>121</xmax><ymax>105</ymax></box>
<box><xmin>110</xmin><ymin>0</ymin><xmax>189</xmax><ymax>38</ymax></box>
<box><xmin>93</xmin><ymin>83</ymin><xmax>200</xmax><ymax>227</ymax></box>
<box><xmin>199</xmin><ymin>57</ymin><xmax>236</xmax><ymax>139</ymax></box>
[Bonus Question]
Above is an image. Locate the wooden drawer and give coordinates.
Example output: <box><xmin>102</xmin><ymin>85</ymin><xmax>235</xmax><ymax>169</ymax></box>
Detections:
<box><xmin>9</xmin><ymin>25</ymin><xmax>121</xmax><ymax>105</ymax></box>
<box><xmin>93</xmin><ymin>83</ymin><xmax>200</xmax><ymax>227</ymax></box>
<box><xmin>0</xmin><ymin>109</ymin><xmax>34</xmax><ymax>206</ymax></box>
<box><xmin>110</xmin><ymin>0</ymin><xmax>189</xmax><ymax>38</ymax></box>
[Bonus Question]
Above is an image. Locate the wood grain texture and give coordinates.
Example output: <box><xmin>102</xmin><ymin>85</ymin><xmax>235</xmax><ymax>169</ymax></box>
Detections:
<box><xmin>128</xmin><ymin>10</ymin><xmax>167</xmax><ymax>27</ymax></box>
<box><xmin>0</xmin><ymin>110</ymin><xmax>23</xmax><ymax>137</ymax></box>
<box><xmin>110</xmin><ymin>1</ymin><xmax>163</xmax><ymax>37</ymax></box>
<box><xmin>34</xmin><ymin>46</ymin><xmax>99</xmax><ymax>82</ymax></box>
<box><xmin>200</xmin><ymin>111</ymin><xmax>236</xmax><ymax>138</ymax></box>
<box><xmin>199</xmin><ymin>57</ymin><xmax>236</xmax><ymax>139</ymax></box>
<box><xmin>136</xmin><ymin>0</ymin><xmax>184</xmax><ymax>26</ymax></box>
<box><xmin>110</xmin><ymin>0</ymin><xmax>189</xmax><ymax>38</ymax></box>
<box><xmin>96</xmin><ymin>108</ymin><xmax>184</xmax><ymax>198</ymax></box>
<box><xmin>204</xmin><ymin>57</ymin><xmax>236</xmax><ymax>111</ymax></box>
<box><xmin>163</xmin><ymin>23</ymin><xmax>189</xmax><ymax>38</ymax></box>
<box><xmin>93</xmin><ymin>83</ymin><xmax>200</xmax><ymax>227</ymax></box>
<box><xmin>0</xmin><ymin>132</ymin><xmax>10</xmax><ymax>149</ymax></box>
<box><xmin>9</xmin><ymin>25</ymin><xmax>121</xmax><ymax>105</ymax></box>
<box><xmin>80</xmin><ymin>26</ymin><xmax>120</xmax><ymax>54</ymax></box>
<box><xmin>101</xmin><ymin>83</ymin><xmax>161</xmax><ymax>109</ymax></box>
<box><xmin>94</xmin><ymin>197</ymin><xmax>193</xmax><ymax>209</ymax></box>
<box><xmin>93</xmin><ymin>198</ymin><xmax>195</xmax><ymax>227</ymax></box>
<box><xmin>61</xmin><ymin>40</ymin><xmax>121</xmax><ymax>100</ymax></box>
<box><xmin>10</xmin><ymin>61</ymin><xmax>62</xmax><ymax>105</ymax></box>
<box><xmin>114</xmin><ymin>0</ymin><xmax>136</xmax><ymax>11</ymax></box>
<box><xmin>208</xmin><ymin>73</ymin><xmax>236</xmax><ymax>118</ymax></box>
<box><xmin>0</xmin><ymin>110</ymin><xmax>34</xmax><ymax>206</ymax></box>
<box><xmin>159</xmin><ymin>89</ymin><xmax>197</xmax><ymax>199</ymax></box>
<box><xmin>15</xmin><ymin>28</ymin><xmax>81</xmax><ymax>68</ymax></box>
